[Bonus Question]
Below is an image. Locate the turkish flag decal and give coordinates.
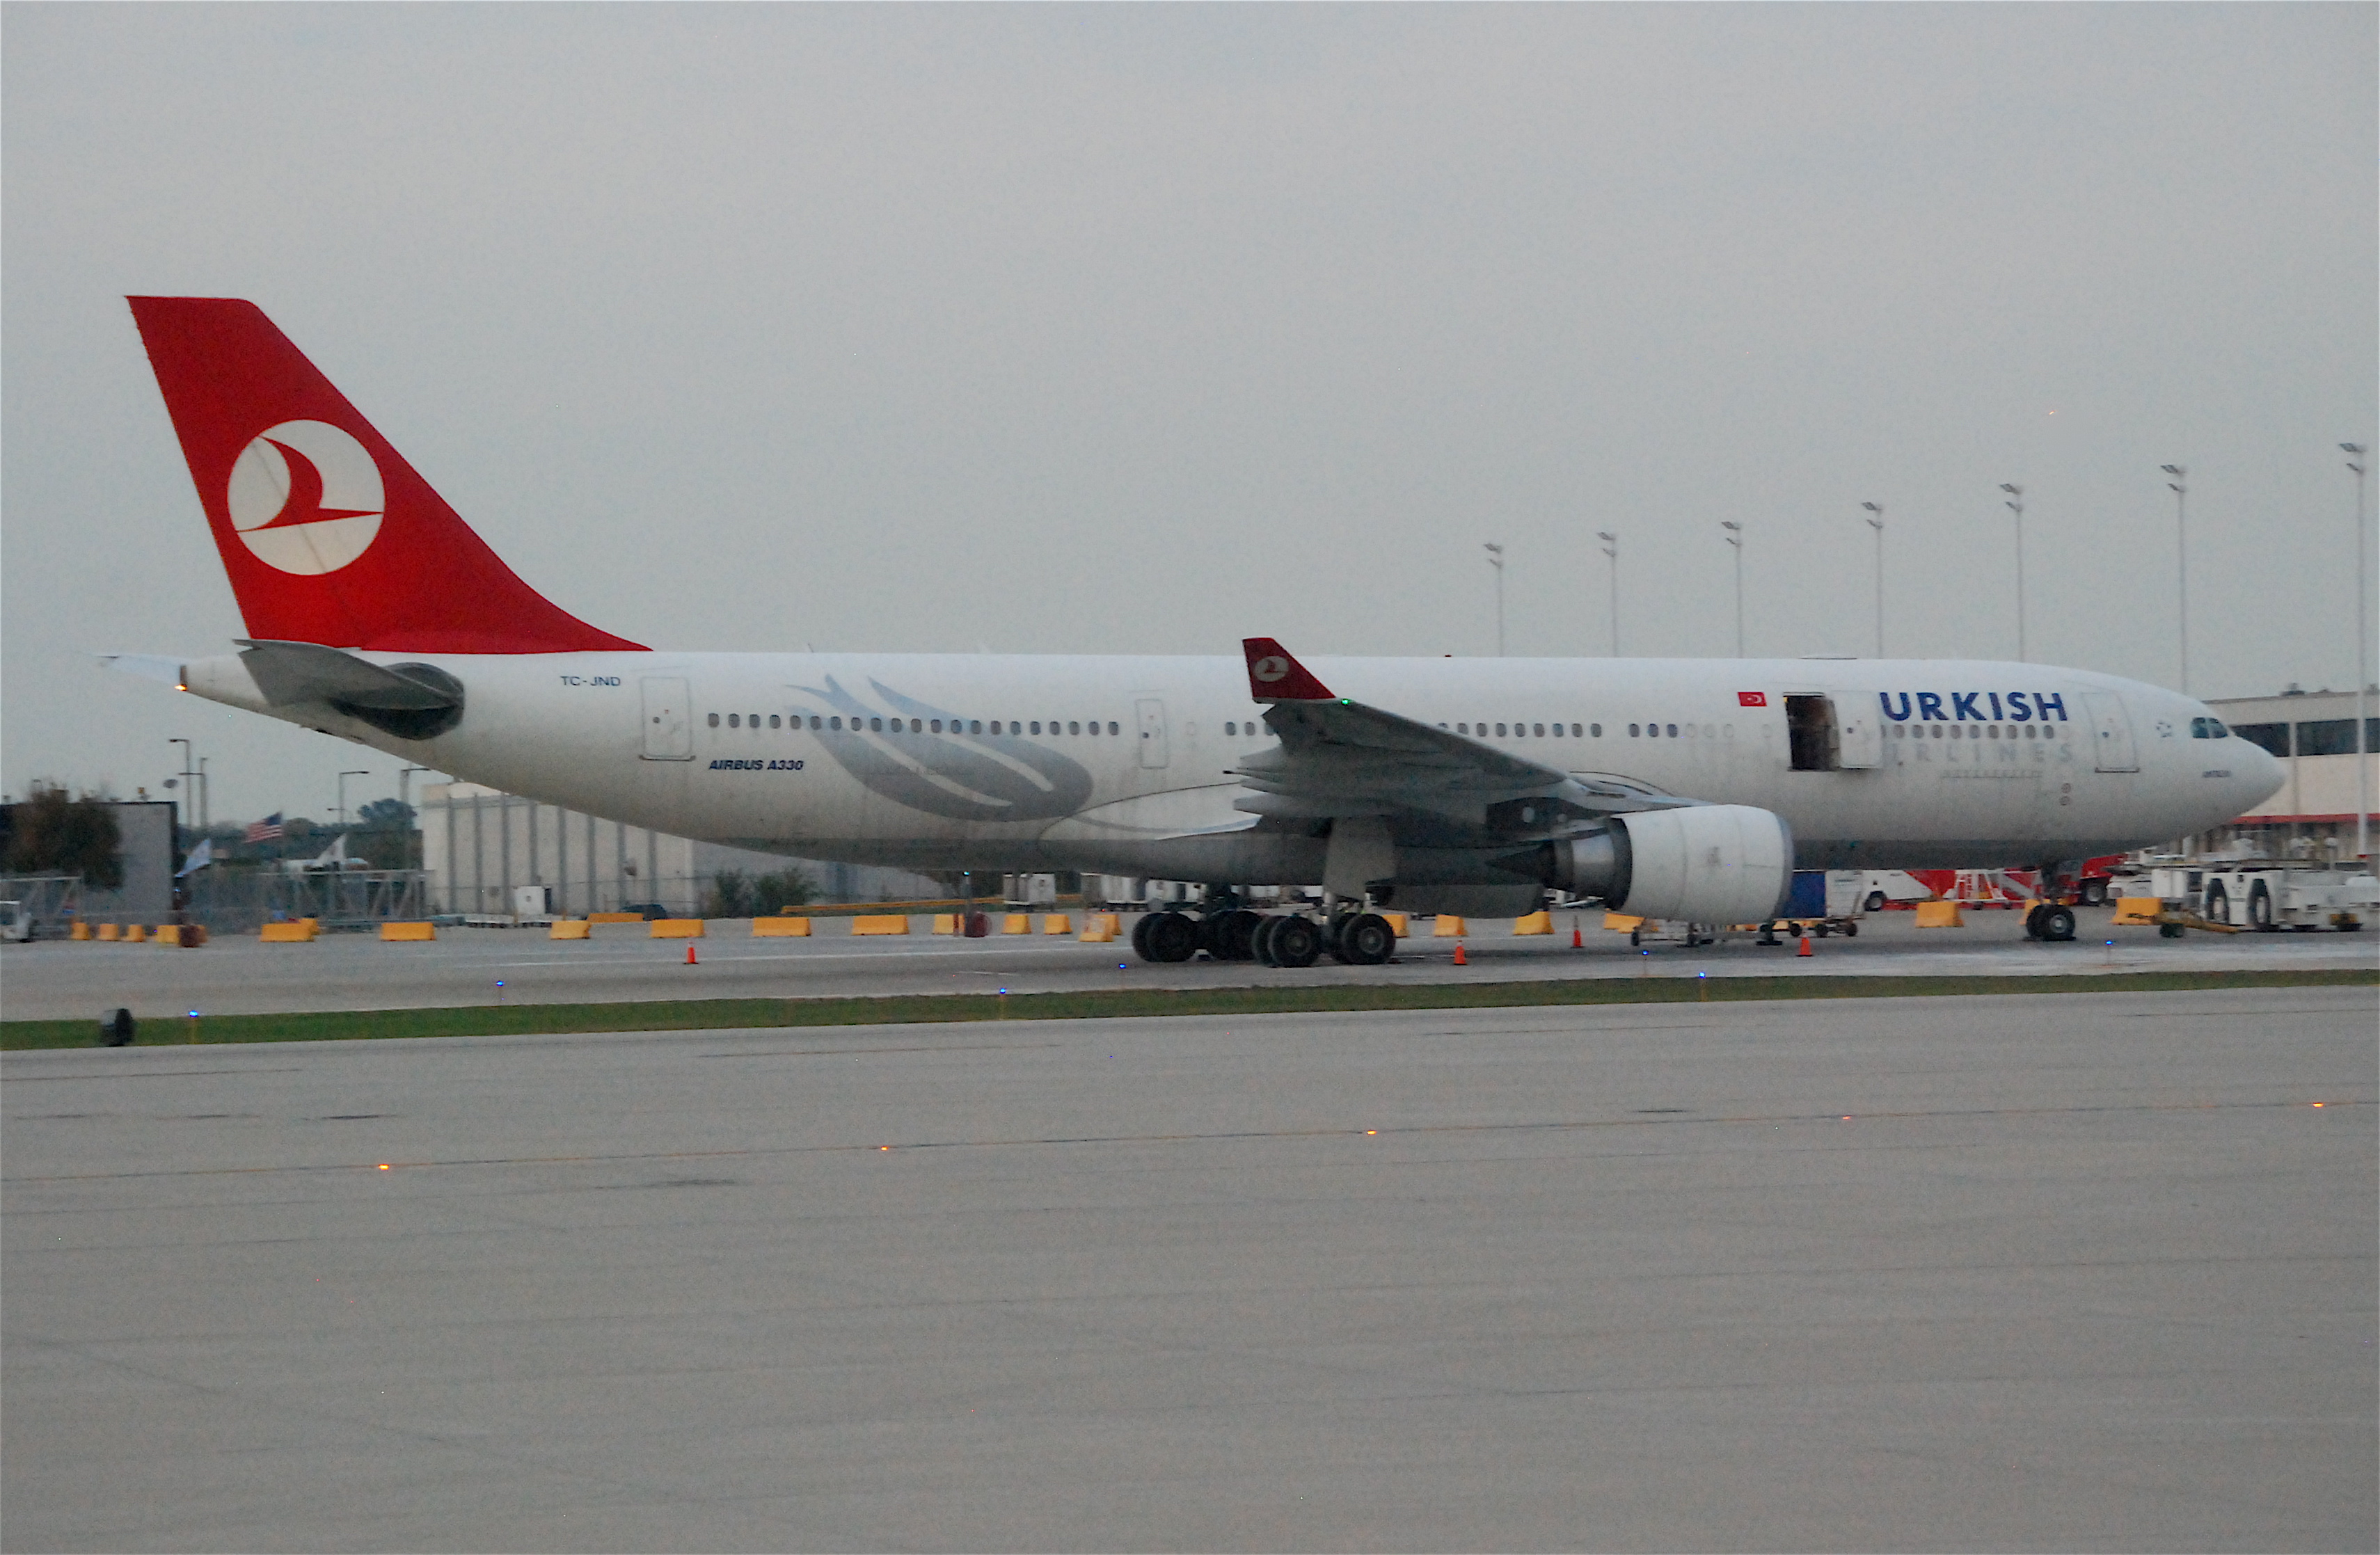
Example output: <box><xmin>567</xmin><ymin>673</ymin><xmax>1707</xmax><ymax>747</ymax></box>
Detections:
<box><xmin>1738</xmin><ymin>691</ymin><xmax>1768</xmax><ymax>708</ymax></box>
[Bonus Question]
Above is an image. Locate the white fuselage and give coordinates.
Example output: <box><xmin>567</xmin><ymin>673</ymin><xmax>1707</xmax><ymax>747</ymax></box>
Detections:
<box><xmin>181</xmin><ymin>650</ymin><xmax>2282</xmax><ymax>883</ymax></box>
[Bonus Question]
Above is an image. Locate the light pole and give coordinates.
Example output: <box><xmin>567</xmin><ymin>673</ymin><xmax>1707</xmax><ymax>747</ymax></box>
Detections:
<box><xmin>1596</xmin><ymin>532</ymin><xmax>1619</xmax><ymax>655</ymax></box>
<box><xmin>1860</xmin><ymin>503</ymin><xmax>1885</xmax><ymax>656</ymax></box>
<box><xmin>1484</xmin><ymin>543</ymin><xmax>1506</xmax><ymax>656</ymax></box>
<box><xmin>338</xmin><ymin>770</ymin><xmax>370</xmax><ymax>828</ymax></box>
<box><xmin>169</xmin><ymin>738</ymin><xmax>196</xmax><ymax>834</ymax></box>
<box><xmin>2162</xmin><ymin>465</ymin><xmax>2188</xmax><ymax>692</ymax></box>
<box><xmin>1720</xmin><ymin>521</ymin><xmax>1745</xmax><ymax>657</ymax></box>
<box><xmin>2346</xmin><ymin>444</ymin><xmax>2370</xmax><ymax>861</ymax></box>
<box><xmin>1999</xmin><ymin>484</ymin><xmax>2026</xmax><ymax>662</ymax></box>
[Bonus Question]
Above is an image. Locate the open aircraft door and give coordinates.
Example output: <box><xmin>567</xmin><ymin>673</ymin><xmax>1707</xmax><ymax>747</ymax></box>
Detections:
<box><xmin>641</xmin><ymin>676</ymin><xmax>693</xmax><ymax>760</ymax></box>
<box><xmin>2083</xmin><ymin>692</ymin><xmax>2138</xmax><ymax>772</ymax></box>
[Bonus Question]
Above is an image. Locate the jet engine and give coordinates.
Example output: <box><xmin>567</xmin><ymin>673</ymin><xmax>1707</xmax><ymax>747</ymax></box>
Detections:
<box><xmin>1539</xmin><ymin>804</ymin><xmax>1794</xmax><ymax>925</ymax></box>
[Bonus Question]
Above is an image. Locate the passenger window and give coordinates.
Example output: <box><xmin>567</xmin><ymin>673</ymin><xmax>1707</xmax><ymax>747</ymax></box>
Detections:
<box><xmin>829</xmin><ymin>716</ymin><xmax>842</xmax><ymax>731</ymax></box>
<box><xmin>810</xmin><ymin>716</ymin><xmax>823</xmax><ymax>730</ymax></box>
<box><xmin>707</xmin><ymin>712</ymin><xmax>720</xmax><ymax>727</ymax></box>
<box><xmin>749</xmin><ymin>713</ymin><xmax>759</xmax><ymax>728</ymax></box>
<box><xmin>1495</xmin><ymin>723</ymin><xmax>1507</xmax><ymax>737</ymax></box>
<box><xmin>1457</xmin><ymin>723</ymin><xmax>1468</xmax><ymax>735</ymax></box>
<box><xmin>1533</xmin><ymin>723</ymin><xmax>1545</xmax><ymax>737</ymax></box>
<box><xmin>769</xmin><ymin>715</ymin><xmax>781</xmax><ymax>729</ymax></box>
<box><xmin>1109</xmin><ymin>721</ymin><xmax>1119</xmax><ymax>735</ymax></box>
<box><xmin>1068</xmin><ymin>721</ymin><xmax>1080</xmax><ymax>735</ymax></box>
<box><xmin>1590</xmin><ymin>724</ymin><xmax>1601</xmax><ymax>737</ymax></box>
<box><xmin>867</xmin><ymin>717</ymin><xmax>881</xmax><ymax>732</ymax></box>
<box><xmin>1030</xmin><ymin>721</ymin><xmax>1042</xmax><ymax>735</ymax></box>
<box><xmin>1629</xmin><ymin>724</ymin><xmax>1640</xmax><ymax>737</ymax></box>
<box><xmin>1666</xmin><ymin>724</ymin><xmax>1677</xmax><ymax>738</ymax></box>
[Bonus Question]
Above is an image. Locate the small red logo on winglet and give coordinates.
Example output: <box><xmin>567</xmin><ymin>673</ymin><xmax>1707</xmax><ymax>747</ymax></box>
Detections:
<box><xmin>1241</xmin><ymin>637</ymin><xmax>1335</xmax><ymax>701</ymax></box>
<box><xmin>1738</xmin><ymin>691</ymin><xmax>1768</xmax><ymax>708</ymax></box>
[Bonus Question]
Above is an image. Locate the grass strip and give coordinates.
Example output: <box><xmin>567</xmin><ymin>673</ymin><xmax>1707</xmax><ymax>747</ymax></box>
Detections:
<box><xmin>4</xmin><ymin>968</ymin><xmax>2373</xmax><ymax>1050</ymax></box>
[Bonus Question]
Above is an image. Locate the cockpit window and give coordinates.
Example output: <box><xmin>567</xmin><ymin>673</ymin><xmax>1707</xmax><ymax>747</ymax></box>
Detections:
<box><xmin>2189</xmin><ymin>716</ymin><xmax>2230</xmax><ymax>739</ymax></box>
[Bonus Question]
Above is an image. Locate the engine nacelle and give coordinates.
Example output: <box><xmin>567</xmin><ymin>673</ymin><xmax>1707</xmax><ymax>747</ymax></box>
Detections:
<box><xmin>1544</xmin><ymin>804</ymin><xmax>1794</xmax><ymax>925</ymax></box>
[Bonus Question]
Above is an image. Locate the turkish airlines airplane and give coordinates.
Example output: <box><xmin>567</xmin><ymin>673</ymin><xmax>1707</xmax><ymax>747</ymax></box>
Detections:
<box><xmin>111</xmin><ymin>297</ymin><xmax>2281</xmax><ymax>964</ymax></box>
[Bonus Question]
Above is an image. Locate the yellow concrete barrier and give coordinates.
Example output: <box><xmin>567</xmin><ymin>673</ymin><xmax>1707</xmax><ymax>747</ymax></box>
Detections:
<box><xmin>152</xmin><ymin>924</ymin><xmax>184</xmax><ymax>946</ymax></box>
<box><xmin>1095</xmin><ymin>912</ymin><xmax>1122</xmax><ymax>936</ymax></box>
<box><xmin>1431</xmin><ymin>915</ymin><xmax>1468</xmax><ymax>938</ymax></box>
<box><xmin>589</xmin><ymin>911</ymin><xmax>644</xmax><ymax>924</ymax></box>
<box><xmin>186</xmin><ymin>925</ymin><xmax>209</xmax><ymax>946</ymax></box>
<box><xmin>1514</xmin><ymin>910</ymin><xmax>1554</xmax><ymax>936</ymax></box>
<box><xmin>259</xmin><ymin>921</ymin><xmax>315</xmax><ymax>943</ymax></box>
<box><xmin>70</xmin><ymin>920</ymin><xmax>93</xmax><ymax>940</ymax></box>
<box><xmin>648</xmin><ymin>918</ymin><xmax>706</xmax><ymax>938</ymax></box>
<box><xmin>2109</xmin><ymin>897</ymin><xmax>2165</xmax><ymax>926</ymax></box>
<box><xmin>92</xmin><ymin>923</ymin><xmax>116</xmax><ymax>941</ymax></box>
<box><xmin>1912</xmin><ymin>900</ymin><xmax>1965</xmax><ymax>928</ymax></box>
<box><xmin>549</xmin><ymin>918</ymin><xmax>592</xmax><ymax>939</ymax></box>
<box><xmin>381</xmin><ymin>921</ymin><xmax>436</xmax><ymax>941</ymax></box>
<box><xmin>298</xmin><ymin>918</ymin><xmax>319</xmax><ymax>936</ymax></box>
<box><xmin>932</xmin><ymin>914</ymin><xmax>960</xmax><ymax>935</ymax></box>
<box><xmin>1380</xmin><ymin>912</ymin><xmax>1409</xmax><ymax>937</ymax></box>
<box><xmin>1002</xmin><ymin>913</ymin><xmax>1033</xmax><ymax>934</ymax></box>
<box><xmin>123</xmin><ymin>923</ymin><xmax>148</xmax><ymax>943</ymax></box>
<box><xmin>1042</xmin><ymin>913</ymin><xmax>1072</xmax><ymax>934</ymax></box>
<box><xmin>851</xmin><ymin>915</ymin><xmax>910</xmax><ymax>936</ymax></box>
<box><xmin>1079</xmin><ymin>924</ymin><xmax>1114</xmax><ymax>943</ymax></box>
<box><xmin>1603</xmin><ymin>912</ymin><xmax>1647</xmax><ymax>932</ymax></box>
<box><xmin>752</xmin><ymin>916</ymin><xmax>811</xmax><ymax>937</ymax></box>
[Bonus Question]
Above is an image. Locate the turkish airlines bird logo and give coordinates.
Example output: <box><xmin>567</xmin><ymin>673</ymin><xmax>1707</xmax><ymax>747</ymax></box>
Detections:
<box><xmin>225</xmin><ymin>420</ymin><xmax>384</xmax><ymax>575</ymax></box>
<box><xmin>1252</xmin><ymin>656</ymin><xmax>1290</xmax><ymax>683</ymax></box>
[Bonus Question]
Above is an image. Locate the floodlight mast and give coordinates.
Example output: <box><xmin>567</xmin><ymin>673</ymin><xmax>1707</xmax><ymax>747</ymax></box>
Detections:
<box><xmin>2000</xmin><ymin>484</ymin><xmax>2026</xmax><ymax>662</ymax></box>
<box><xmin>1720</xmin><ymin>521</ymin><xmax>1745</xmax><ymax>657</ymax></box>
<box><xmin>1860</xmin><ymin>504</ymin><xmax>1885</xmax><ymax>655</ymax></box>
<box><xmin>2161</xmin><ymin>465</ymin><xmax>2188</xmax><ymax>692</ymax></box>
<box><xmin>2346</xmin><ymin>444</ymin><xmax>2370</xmax><ymax>862</ymax></box>
<box><xmin>1596</xmin><ymin>532</ymin><xmax>1619</xmax><ymax>655</ymax></box>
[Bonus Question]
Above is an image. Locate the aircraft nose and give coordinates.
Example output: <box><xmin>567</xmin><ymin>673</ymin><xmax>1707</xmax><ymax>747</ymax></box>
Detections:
<box><xmin>2237</xmin><ymin>740</ymin><xmax>2285</xmax><ymax>809</ymax></box>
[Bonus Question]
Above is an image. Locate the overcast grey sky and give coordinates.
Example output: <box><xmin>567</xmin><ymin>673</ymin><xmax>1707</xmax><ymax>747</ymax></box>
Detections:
<box><xmin>5</xmin><ymin>3</ymin><xmax>2373</xmax><ymax>824</ymax></box>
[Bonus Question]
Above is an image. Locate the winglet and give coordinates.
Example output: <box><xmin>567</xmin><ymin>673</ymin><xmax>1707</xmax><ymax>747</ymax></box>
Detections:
<box><xmin>1242</xmin><ymin>637</ymin><xmax>1335</xmax><ymax>701</ymax></box>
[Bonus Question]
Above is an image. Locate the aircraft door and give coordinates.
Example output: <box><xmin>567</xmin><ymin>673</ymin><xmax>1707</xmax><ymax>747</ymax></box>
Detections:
<box><xmin>1136</xmin><ymin>699</ymin><xmax>1169</xmax><ymax>769</ymax></box>
<box><xmin>1833</xmin><ymin>693</ymin><xmax>1882</xmax><ymax>768</ymax></box>
<box><xmin>2082</xmin><ymin>692</ymin><xmax>2138</xmax><ymax>772</ymax></box>
<box><xmin>641</xmin><ymin>676</ymin><xmax>693</xmax><ymax>760</ymax></box>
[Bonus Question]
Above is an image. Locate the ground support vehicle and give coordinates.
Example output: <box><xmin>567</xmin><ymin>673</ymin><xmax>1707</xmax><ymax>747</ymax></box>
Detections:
<box><xmin>2111</xmin><ymin>861</ymin><xmax>2375</xmax><ymax>936</ymax></box>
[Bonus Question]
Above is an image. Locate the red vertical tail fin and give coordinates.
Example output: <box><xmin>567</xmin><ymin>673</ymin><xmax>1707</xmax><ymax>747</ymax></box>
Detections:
<box><xmin>128</xmin><ymin>297</ymin><xmax>644</xmax><ymax>653</ymax></box>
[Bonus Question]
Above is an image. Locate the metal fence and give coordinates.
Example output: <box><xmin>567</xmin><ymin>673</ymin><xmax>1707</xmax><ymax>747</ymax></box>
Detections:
<box><xmin>0</xmin><ymin>875</ymin><xmax>84</xmax><ymax>939</ymax></box>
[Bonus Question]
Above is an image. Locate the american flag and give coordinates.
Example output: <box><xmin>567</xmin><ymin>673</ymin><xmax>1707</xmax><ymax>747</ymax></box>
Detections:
<box><xmin>245</xmin><ymin>813</ymin><xmax>284</xmax><ymax>843</ymax></box>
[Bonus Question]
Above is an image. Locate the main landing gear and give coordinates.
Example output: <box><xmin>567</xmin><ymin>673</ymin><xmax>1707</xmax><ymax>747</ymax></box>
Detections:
<box><xmin>1127</xmin><ymin>905</ymin><xmax>1397</xmax><ymax>968</ymax></box>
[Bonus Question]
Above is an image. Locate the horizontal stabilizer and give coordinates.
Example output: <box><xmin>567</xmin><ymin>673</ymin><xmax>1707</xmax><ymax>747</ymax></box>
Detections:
<box><xmin>95</xmin><ymin>653</ymin><xmax>189</xmax><ymax>687</ymax></box>
<box><xmin>235</xmin><ymin>639</ymin><xmax>457</xmax><ymax>708</ymax></box>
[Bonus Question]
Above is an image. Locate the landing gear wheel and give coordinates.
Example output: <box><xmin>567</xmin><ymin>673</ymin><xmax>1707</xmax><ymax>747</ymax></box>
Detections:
<box><xmin>2246</xmin><ymin>880</ymin><xmax>2274</xmax><ymax>932</ymax></box>
<box><xmin>1268</xmin><ymin>915</ymin><xmax>1323</xmax><ymax>968</ymax></box>
<box><xmin>2202</xmin><ymin>882</ymin><xmax>2228</xmax><ymax>927</ymax></box>
<box><xmin>1251</xmin><ymin>915</ymin><xmax>1283</xmax><ymax>966</ymax></box>
<box><xmin>2023</xmin><ymin>904</ymin><xmax>2047</xmax><ymax>940</ymax></box>
<box><xmin>1130</xmin><ymin>912</ymin><xmax>1158</xmax><ymax>962</ymax></box>
<box><xmin>1335</xmin><ymin>912</ymin><xmax>1395</xmax><ymax>966</ymax></box>
<box><xmin>2038</xmin><ymin>904</ymin><xmax>2077</xmax><ymax>942</ymax></box>
<box><xmin>1143</xmin><ymin>911</ymin><xmax>1200</xmax><ymax>964</ymax></box>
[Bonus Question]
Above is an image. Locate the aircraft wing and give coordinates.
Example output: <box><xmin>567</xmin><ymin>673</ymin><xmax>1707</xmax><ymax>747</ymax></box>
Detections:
<box><xmin>1233</xmin><ymin>638</ymin><xmax>1688</xmax><ymax>834</ymax></box>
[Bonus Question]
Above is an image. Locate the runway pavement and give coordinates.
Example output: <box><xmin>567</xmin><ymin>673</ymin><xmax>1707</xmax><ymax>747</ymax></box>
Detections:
<box><xmin>5</xmin><ymin>904</ymin><xmax>2376</xmax><ymax>1021</ymax></box>
<box><xmin>3</xmin><ymin>987</ymin><xmax>2372</xmax><ymax>1551</ymax></box>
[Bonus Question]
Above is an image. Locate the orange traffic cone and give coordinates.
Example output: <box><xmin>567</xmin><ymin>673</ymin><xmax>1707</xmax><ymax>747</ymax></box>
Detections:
<box><xmin>1797</xmin><ymin>934</ymin><xmax>1813</xmax><ymax>957</ymax></box>
<box><xmin>1571</xmin><ymin>925</ymin><xmax>1584</xmax><ymax>948</ymax></box>
<box><xmin>1452</xmin><ymin>942</ymin><xmax>1468</xmax><ymax>966</ymax></box>
<box><xmin>685</xmin><ymin>943</ymin><xmax>699</xmax><ymax>965</ymax></box>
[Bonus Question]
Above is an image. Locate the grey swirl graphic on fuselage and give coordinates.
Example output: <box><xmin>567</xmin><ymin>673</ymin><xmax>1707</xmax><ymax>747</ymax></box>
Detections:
<box><xmin>794</xmin><ymin>676</ymin><xmax>1095</xmax><ymax>822</ymax></box>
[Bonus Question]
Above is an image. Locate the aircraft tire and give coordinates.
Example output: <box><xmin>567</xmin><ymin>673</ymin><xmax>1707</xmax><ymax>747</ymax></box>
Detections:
<box><xmin>1212</xmin><ymin>909</ymin><xmax>1260</xmax><ymax>961</ymax></box>
<box><xmin>1143</xmin><ymin>911</ymin><xmax>1200</xmax><ymax>964</ymax></box>
<box><xmin>1338</xmin><ymin>913</ymin><xmax>1395</xmax><ymax>965</ymax></box>
<box><xmin>1130</xmin><ymin>912</ymin><xmax>1158</xmax><ymax>962</ymax></box>
<box><xmin>1251</xmin><ymin>915</ymin><xmax>1283</xmax><ymax>966</ymax></box>
<box><xmin>1269</xmin><ymin>915</ymin><xmax>1323</xmax><ymax>968</ymax></box>
<box><xmin>2038</xmin><ymin>904</ymin><xmax>2077</xmax><ymax>942</ymax></box>
<box><xmin>2022</xmin><ymin>904</ymin><xmax>2046</xmax><ymax>940</ymax></box>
